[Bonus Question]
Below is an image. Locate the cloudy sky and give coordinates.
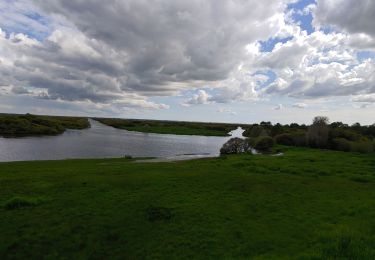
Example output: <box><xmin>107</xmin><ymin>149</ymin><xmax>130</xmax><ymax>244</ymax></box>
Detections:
<box><xmin>0</xmin><ymin>0</ymin><xmax>374</xmax><ymax>124</ymax></box>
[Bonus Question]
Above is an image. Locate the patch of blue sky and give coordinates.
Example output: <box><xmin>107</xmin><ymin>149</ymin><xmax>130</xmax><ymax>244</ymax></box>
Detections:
<box><xmin>320</xmin><ymin>25</ymin><xmax>336</xmax><ymax>35</ymax></box>
<box><xmin>24</xmin><ymin>12</ymin><xmax>49</xmax><ymax>25</ymax></box>
<box><xmin>149</xmin><ymin>96</ymin><xmax>177</xmax><ymax>107</ymax></box>
<box><xmin>179</xmin><ymin>88</ymin><xmax>205</xmax><ymax>97</ymax></box>
<box><xmin>0</xmin><ymin>10</ymin><xmax>52</xmax><ymax>41</ymax></box>
<box><xmin>357</xmin><ymin>51</ymin><xmax>375</xmax><ymax>61</ymax></box>
<box><xmin>307</xmin><ymin>56</ymin><xmax>350</xmax><ymax>68</ymax></box>
<box><xmin>253</xmin><ymin>70</ymin><xmax>277</xmax><ymax>90</ymax></box>
<box><xmin>287</xmin><ymin>0</ymin><xmax>316</xmax><ymax>35</ymax></box>
<box><xmin>1</xmin><ymin>25</ymin><xmax>49</xmax><ymax>41</ymax></box>
<box><xmin>259</xmin><ymin>36</ymin><xmax>293</xmax><ymax>52</ymax></box>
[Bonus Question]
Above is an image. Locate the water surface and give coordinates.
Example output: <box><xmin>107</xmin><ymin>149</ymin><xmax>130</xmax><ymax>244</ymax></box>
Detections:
<box><xmin>0</xmin><ymin>119</ymin><xmax>244</xmax><ymax>162</ymax></box>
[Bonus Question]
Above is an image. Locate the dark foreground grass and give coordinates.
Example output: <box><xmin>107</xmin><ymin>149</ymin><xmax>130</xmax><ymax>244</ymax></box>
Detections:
<box><xmin>1</xmin><ymin>147</ymin><xmax>375</xmax><ymax>259</ymax></box>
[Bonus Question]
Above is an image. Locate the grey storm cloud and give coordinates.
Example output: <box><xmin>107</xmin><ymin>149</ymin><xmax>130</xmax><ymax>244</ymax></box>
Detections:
<box><xmin>1</xmin><ymin>0</ymin><xmax>375</xmax><ymax>110</ymax></box>
<box><xmin>0</xmin><ymin>0</ymin><xmax>295</xmax><ymax>107</ymax></box>
<box><xmin>31</xmin><ymin>0</ymin><xmax>290</xmax><ymax>89</ymax></box>
<box><xmin>314</xmin><ymin>0</ymin><xmax>375</xmax><ymax>38</ymax></box>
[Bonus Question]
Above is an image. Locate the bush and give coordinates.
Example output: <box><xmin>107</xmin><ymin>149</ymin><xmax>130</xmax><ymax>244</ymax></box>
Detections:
<box><xmin>244</xmin><ymin>137</ymin><xmax>256</xmax><ymax>148</ymax></box>
<box><xmin>243</xmin><ymin>125</ymin><xmax>269</xmax><ymax>138</ymax></box>
<box><xmin>350</xmin><ymin>141</ymin><xmax>374</xmax><ymax>153</ymax></box>
<box><xmin>330</xmin><ymin>128</ymin><xmax>361</xmax><ymax>142</ymax></box>
<box><xmin>332</xmin><ymin>138</ymin><xmax>351</xmax><ymax>152</ymax></box>
<box><xmin>275</xmin><ymin>133</ymin><xmax>294</xmax><ymax>146</ymax></box>
<box><xmin>291</xmin><ymin>131</ymin><xmax>307</xmax><ymax>147</ymax></box>
<box><xmin>254</xmin><ymin>136</ymin><xmax>275</xmax><ymax>152</ymax></box>
<box><xmin>332</xmin><ymin>138</ymin><xmax>374</xmax><ymax>153</ymax></box>
<box><xmin>220</xmin><ymin>138</ymin><xmax>246</xmax><ymax>154</ymax></box>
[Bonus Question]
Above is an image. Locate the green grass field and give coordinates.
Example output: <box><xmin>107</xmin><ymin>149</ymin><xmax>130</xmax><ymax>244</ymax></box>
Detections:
<box><xmin>1</xmin><ymin>147</ymin><xmax>375</xmax><ymax>259</ymax></box>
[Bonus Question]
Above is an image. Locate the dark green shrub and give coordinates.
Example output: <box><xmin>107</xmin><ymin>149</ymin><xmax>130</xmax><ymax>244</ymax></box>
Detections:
<box><xmin>289</xmin><ymin>130</ymin><xmax>307</xmax><ymax>146</ymax></box>
<box><xmin>244</xmin><ymin>137</ymin><xmax>256</xmax><ymax>148</ymax></box>
<box><xmin>330</xmin><ymin>128</ymin><xmax>361</xmax><ymax>142</ymax></box>
<box><xmin>254</xmin><ymin>136</ymin><xmax>275</xmax><ymax>152</ymax></box>
<box><xmin>350</xmin><ymin>141</ymin><xmax>374</xmax><ymax>153</ymax></box>
<box><xmin>243</xmin><ymin>125</ymin><xmax>269</xmax><ymax>138</ymax></box>
<box><xmin>333</xmin><ymin>138</ymin><xmax>374</xmax><ymax>153</ymax></box>
<box><xmin>275</xmin><ymin>133</ymin><xmax>294</xmax><ymax>146</ymax></box>
<box><xmin>332</xmin><ymin>138</ymin><xmax>351</xmax><ymax>152</ymax></box>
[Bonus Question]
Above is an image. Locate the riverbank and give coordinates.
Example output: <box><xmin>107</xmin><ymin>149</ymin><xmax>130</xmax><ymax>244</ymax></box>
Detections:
<box><xmin>96</xmin><ymin>117</ymin><xmax>240</xmax><ymax>136</ymax></box>
<box><xmin>1</xmin><ymin>147</ymin><xmax>375</xmax><ymax>259</ymax></box>
<box><xmin>0</xmin><ymin>113</ymin><xmax>90</xmax><ymax>137</ymax></box>
<box><xmin>0</xmin><ymin>113</ymin><xmax>242</xmax><ymax>138</ymax></box>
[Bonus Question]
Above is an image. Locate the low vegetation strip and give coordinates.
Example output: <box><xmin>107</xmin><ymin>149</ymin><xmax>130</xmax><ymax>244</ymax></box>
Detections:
<box><xmin>1</xmin><ymin>147</ymin><xmax>375</xmax><ymax>259</ymax></box>
<box><xmin>241</xmin><ymin>116</ymin><xmax>375</xmax><ymax>154</ymax></box>
<box><xmin>95</xmin><ymin>117</ymin><xmax>239</xmax><ymax>136</ymax></box>
<box><xmin>0</xmin><ymin>113</ymin><xmax>90</xmax><ymax>137</ymax></box>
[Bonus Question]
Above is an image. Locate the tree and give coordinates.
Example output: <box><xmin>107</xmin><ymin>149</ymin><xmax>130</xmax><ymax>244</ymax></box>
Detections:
<box><xmin>289</xmin><ymin>123</ymin><xmax>300</xmax><ymax>128</ymax></box>
<box><xmin>307</xmin><ymin>116</ymin><xmax>330</xmax><ymax>148</ymax></box>
<box><xmin>254</xmin><ymin>136</ymin><xmax>275</xmax><ymax>152</ymax></box>
<box><xmin>260</xmin><ymin>121</ymin><xmax>272</xmax><ymax>128</ymax></box>
<box><xmin>243</xmin><ymin>125</ymin><xmax>269</xmax><ymax>138</ymax></box>
<box><xmin>270</xmin><ymin>123</ymin><xmax>284</xmax><ymax>136</ymax></box>
<box><xmin>220</xmin><ymin>138</ymin><xmax>247</xmax><ymax>154</ymax></box>
<box><xmin>275</xmin><ymin>133</ymin><xmax>294</xmax><ymax>146</ymax></box>
<box><xmin>330</xmin><ymin>121</ymin><xmax>344</xmax><ymax>128</ymax></box>
<box><xmin>312</xmin><ymin>116</ymin><xmax>329</xmax><ymax>126</ymax></box>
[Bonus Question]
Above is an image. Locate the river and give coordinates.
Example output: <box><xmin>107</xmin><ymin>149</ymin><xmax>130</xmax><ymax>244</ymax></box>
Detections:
<box><xmin>0</xmin><ymin>119</ymin><xmax>244</xmax><ymax>162</ymax></box>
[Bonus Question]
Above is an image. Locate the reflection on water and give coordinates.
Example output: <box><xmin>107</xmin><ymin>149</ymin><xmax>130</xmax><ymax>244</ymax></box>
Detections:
<box><xmin>0</xmin><ymin>119</ymin><xmax>244</xmax><ymax>162</ymax></box>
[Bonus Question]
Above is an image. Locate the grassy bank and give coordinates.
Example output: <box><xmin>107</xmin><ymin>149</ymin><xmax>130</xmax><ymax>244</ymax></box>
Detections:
<box><xmin>96</xmin><ymin>118</ymin><xmax>239</xmax><ymax>136</ymax></box>
<box><xmin>0</xmin><ymin>114</ymin><xmax>90</xmax><ymax>137</ymax></box>
<box><xmin>1</xmin><ymin>147</ymin><xmax>375</xmax><ymax>259</ymax></box>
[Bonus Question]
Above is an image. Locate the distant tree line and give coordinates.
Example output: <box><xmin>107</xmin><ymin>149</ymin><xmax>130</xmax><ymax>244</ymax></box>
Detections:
<box><xmin>221</xmin><ymin>116</ymin><xmax>375</xmax><ymax>154</ymax></box>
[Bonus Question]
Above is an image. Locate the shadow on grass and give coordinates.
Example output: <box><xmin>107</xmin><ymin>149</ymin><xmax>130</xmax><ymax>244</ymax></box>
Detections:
<box><xmin>146</xmin><ymin>206</ymin><xmax>174</xmax><ymax>222</ymax></box>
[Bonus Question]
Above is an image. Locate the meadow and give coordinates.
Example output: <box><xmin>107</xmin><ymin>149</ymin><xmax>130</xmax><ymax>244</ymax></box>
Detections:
<box><xmin>1</xmin><ymin>147</ymin><xmax>375</xmax><ymax>259</ymax></box>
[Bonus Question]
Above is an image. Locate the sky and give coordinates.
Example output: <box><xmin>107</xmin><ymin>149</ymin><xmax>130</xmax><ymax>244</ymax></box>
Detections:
<box><xmin>0</xmin><ymin>0</ymin><xmax>374</xmax><ymax>125</ymax></box>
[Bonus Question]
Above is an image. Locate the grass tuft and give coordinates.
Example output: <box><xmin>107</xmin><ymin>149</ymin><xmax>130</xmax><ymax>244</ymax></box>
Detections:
<box><xmin>3</xmin><ymin>197</ymin><xmax>42</xmax><ymax>210</ymax></box>
<box><xmin>316</xmin><ymin>230</ymin><xmax>375</xmax><ymax>259</ymax></box>
<box><xmin>349</xmin><ymin>176</ymin><xmax>372</xmax><ymax>183</ymax></box>
<box><xmin>146</xmin><ymin>206</ymin><xmax>174</xmax><ymax>222</ymax></box>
